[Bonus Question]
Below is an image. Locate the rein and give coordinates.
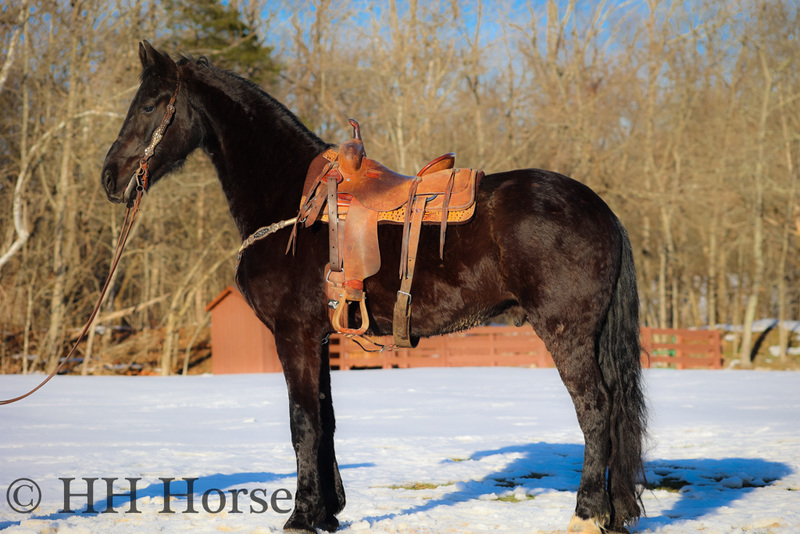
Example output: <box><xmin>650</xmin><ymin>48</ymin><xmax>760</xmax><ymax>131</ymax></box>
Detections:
<box><xmin>235</xmin><ymin>217</ymin><xmax>297</xmax><ymax>270</ymax></box>
<box><xmin>0</xmin><ymin>74</ymin><xmax>180</xmax><ymax>405</ymax></box>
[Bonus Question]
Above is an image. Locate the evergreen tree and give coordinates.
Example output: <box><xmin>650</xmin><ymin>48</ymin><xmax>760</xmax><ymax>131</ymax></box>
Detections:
<box><xmin>164</xmin><ymin>0</ymin><xmax>280</xmax><ymax>85</ymax></box>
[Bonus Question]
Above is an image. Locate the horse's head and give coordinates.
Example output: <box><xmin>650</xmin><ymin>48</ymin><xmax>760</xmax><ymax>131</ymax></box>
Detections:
<box><xmin>102</xmin><ymin>41</ymin><xmax>199</xmax><ymax>205</ymax></box>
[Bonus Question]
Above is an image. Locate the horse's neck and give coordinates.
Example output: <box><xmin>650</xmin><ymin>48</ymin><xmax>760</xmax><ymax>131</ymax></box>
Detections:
<box><xmin>193</xmin><ymin>72</ymin><xmax>325</xmax><ymax>239</ymax></box>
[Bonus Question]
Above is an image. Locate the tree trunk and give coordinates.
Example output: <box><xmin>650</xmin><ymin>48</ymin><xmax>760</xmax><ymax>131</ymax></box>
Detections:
<box><xmin>43</xmin><ymin>7</ymin><xmax>81</xmax><ymax>372</ymax></box>
<box><xmin>776</xmin><ymin>84</ymin><xmax>796</xmax><ymax>365</ymax></box>
<box><xmin>739</xmin><ymin>49</ymin><xmax>773</xmax><ymax>368</ymax></box>
<box><xmin>0</xmin><ymin>3</ymin><xmax>32</xmax><ymax>273</ymax></box>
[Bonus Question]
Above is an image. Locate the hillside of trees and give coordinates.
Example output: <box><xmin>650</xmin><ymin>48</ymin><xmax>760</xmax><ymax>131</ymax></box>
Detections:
<box><xmin>1</xmin><ymin>0</ymin><xmax>798</xmax><ymax>374</ymax></box>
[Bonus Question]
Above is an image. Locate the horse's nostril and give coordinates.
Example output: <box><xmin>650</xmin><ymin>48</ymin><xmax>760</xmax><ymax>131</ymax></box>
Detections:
<box><xmin>103</xmin><ymin>169</ymin><xmax>115</xmax><ymax>191</ymax></box>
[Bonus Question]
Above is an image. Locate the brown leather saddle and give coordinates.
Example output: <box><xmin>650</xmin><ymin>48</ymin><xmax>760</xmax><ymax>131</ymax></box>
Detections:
<box><xmin>290</xmin><ymin>120</ymin><xmax>483</xmax><ymax>347</ymax></box>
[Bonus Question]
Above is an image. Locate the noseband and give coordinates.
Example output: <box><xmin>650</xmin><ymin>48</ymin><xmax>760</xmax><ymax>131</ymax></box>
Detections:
<box><xmin>0</xmin><ymin>74</ymin><xmax>182</xmax><ymax>405</ymax></box>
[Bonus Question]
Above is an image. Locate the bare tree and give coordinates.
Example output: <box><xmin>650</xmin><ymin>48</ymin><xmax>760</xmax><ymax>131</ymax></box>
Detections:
<box><xmin>0</xmin><ymin>0</ymin><xmax>30</xmax><ymax>272</ymax></box>
<box><xmin>3</xmin><ymin>0</ymin><xmax>800</xmax><ymax>374</ymax></box>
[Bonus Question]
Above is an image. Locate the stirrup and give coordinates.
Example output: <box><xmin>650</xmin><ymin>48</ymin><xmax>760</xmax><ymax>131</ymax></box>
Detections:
<box><xmin>330</xmin><ymin>282</ymin><xmax>370</xmax><ymax>336</ymax></box>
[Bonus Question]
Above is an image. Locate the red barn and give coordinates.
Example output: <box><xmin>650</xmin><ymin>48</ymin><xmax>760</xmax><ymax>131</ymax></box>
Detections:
<box><xmin>205</xmin><ymin>286</ymin><xmax>282</xmax><ymax>373</ymax></box>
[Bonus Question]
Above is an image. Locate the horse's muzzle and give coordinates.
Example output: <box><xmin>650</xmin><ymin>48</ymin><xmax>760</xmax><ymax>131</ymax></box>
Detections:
<box><xmin>102</xmin><ymin>166</ymin><xmax>136</xmax><ymax>206</ymax></box>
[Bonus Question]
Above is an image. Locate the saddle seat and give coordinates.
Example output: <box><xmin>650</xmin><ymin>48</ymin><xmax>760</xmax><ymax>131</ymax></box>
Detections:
<box><xmin>291</xmin><ymin>119</ymin><xmax>483</xmax><ymax>347</ymax></box>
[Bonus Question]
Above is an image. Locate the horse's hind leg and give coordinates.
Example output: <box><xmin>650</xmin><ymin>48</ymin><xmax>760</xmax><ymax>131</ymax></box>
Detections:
<box><xmin>546</xmin><ymin>335</ymin><xmax>613</xmax><ymax>533</ymax></box>
<box><xmin>491</xmin><ymin>171</ymin><xmax>644</xmax><ymax>532</ymax></box>
<box><xmin>519</xmin><ymin>259</ymin><xmax>642</xmax><ymax>533</ymax></box>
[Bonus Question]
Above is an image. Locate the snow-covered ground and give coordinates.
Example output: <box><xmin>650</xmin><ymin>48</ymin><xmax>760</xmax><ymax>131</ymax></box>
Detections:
<box><xmin>1</xmin><ymin>368</ymin><xmax>798</xmax><ymax>533</ymax></box>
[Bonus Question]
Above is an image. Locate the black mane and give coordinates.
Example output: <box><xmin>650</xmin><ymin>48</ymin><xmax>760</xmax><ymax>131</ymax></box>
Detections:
<box><xmin>179</xmin><ymin>54</ymin><xmax>327</xmax><ymax>154</ymax></box>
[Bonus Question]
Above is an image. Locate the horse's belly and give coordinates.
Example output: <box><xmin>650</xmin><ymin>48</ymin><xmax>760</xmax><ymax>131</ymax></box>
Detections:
<box><xmin>364</xmin><ymin>219</ymin><xmax>511</xmax><ymax>337</ymax></box>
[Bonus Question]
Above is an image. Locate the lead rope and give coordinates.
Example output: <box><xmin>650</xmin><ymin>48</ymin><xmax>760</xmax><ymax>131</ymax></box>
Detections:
<box><xmin>0</xmin><ymin>192</ymin><xmax>142</xmax><ymax>405</ymax></box>
<box><xmin>0</xmin><ymin>74</ymin><xmax>180</xmax><ymax>405</ymax></box>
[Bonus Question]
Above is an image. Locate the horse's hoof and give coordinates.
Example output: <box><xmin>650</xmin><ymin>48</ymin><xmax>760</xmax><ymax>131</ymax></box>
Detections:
<box><xmin>568</xmin><ymin>514</ymin><xmax>604</xmax><ymax>534</ymax></box>
<box><xmin>283</xmin><ymin>519</ymin><xmax>316</xmax><ymax>534</ymax></box>
<box><xmin>284</xmin><ymin>511</ymin><xmax>340</xmax><ymax>533</ymax></box>
<box><xmin>315</xmin><ymin>514</ymin><xmax>340</xmax><ymax>532</ymax></box>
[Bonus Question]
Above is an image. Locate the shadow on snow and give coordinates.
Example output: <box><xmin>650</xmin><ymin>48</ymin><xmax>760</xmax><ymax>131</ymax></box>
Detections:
<box><xmin>1</xmin><ymin>443</ymin><xmax>791</xmax><ymax>531</ymax></box>
<box><xmin>359</xmin><ymin>442</ymin><xmax>793</xmax><ymax>530</ymax></box>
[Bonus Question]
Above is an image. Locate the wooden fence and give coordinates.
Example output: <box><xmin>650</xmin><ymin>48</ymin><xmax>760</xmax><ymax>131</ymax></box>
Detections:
<box><xmin>640</xmin><ymin>327</ymin><xmax>724</xmax><ymax>369</ymax></box>
<box><xmin>329</xmin><ymin>326</ymin><xmax>724</xmax><ymax>370</ymax></box>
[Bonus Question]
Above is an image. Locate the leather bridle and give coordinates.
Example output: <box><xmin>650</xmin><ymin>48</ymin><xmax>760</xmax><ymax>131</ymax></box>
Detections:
<box><xmin>0</xmin><ymin>74</ymin><xmax>181</xmax><ymax>405</ymax></box>
<box><xmin>124</xmin><ymin>75</ymin><xmax>181</xmax><ymax>204</ymax></box>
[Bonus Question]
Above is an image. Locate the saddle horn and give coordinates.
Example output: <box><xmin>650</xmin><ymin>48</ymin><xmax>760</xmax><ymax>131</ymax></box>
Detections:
<box><xmin>348</xmin><ymin>118</ymin><xmax>361</xmax><ymax>140</ymax></box>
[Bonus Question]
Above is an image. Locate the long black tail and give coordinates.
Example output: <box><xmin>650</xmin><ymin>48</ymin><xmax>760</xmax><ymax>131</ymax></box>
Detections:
<box><xmin>597</xmin><ymin>218</ymin><xmax>648</xmax><ymax>526</ymax></box>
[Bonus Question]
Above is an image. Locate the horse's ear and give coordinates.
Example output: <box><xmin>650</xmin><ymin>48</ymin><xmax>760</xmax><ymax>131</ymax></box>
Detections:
<box><xmin>138</xmin><ymin>40</ymin><xmax>176</xmax><ymax>76</ymax></box>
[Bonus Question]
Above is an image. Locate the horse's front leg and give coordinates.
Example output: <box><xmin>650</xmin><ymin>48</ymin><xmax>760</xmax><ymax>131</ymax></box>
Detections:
<box><xmin>274</xmin><ymin>325</ymin><xmax>344</xmax><ymax>532</ymax></box>
<box><xmin>317</xmin><ymin>341</ymin><xmax>346</xmax><ymax>530</ymax></box>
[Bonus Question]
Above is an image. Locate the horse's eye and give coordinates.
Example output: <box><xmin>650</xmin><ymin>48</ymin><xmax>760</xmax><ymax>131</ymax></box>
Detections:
<box><xmin>143</xmin><ymin>105</ymin><xmax>156</xmax><ymax>114</ymax></box>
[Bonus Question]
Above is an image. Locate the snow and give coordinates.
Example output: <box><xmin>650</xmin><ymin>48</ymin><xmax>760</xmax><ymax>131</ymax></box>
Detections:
<box><xmin>1</xmin><ymin>368</ymin><xmax>799</xmax><ymax>533</ymax></box>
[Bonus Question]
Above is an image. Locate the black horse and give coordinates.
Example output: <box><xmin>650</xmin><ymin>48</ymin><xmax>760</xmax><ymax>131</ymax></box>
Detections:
<box><xmin>102</xmin><ymin>41</ymin><xmax>647</xmax><ymax>534</ymax></box>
